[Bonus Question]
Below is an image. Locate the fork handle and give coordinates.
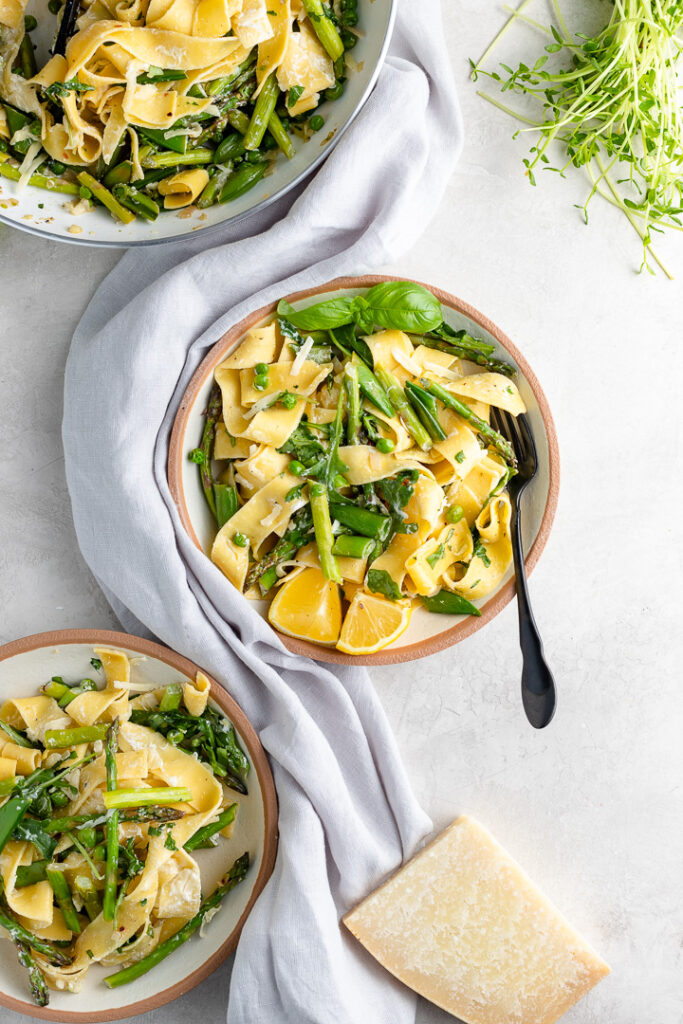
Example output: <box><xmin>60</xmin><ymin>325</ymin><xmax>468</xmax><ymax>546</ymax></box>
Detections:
<box><xmin>509</xmin><ymin>496</ymin><xmax>556</xmax><ymax>729</ymax></box>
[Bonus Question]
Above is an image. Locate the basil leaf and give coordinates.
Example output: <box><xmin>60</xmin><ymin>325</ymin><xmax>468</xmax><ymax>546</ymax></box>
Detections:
<box><xmin>276</xmin><ymin>297</ymin><xmax>356</xmax><ymax>331</ymax></box>
<box><xmin>420</xmin><ymin>590</ymin><xmax>481</xmax><ymax>616</ymax></box>
<box><xmin>363</xmin><ymin>281</ymin><xmax>443</xmax><ymax>333</ymax></box>
<box><xmin>366</xmin><ymin>568</ymin><xmax>402</xmax><ymax>602</ymax></box>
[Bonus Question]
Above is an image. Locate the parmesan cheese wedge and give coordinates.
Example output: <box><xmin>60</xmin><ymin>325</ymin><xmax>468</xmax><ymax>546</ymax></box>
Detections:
<box><xmin>344</xmin><ymin>816</ymin><xmax>609</xmax><ymax>1024</ymax></box>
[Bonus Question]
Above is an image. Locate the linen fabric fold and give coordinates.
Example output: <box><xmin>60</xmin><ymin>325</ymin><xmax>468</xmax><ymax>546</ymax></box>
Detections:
<box><xmin>63</xmin><ymin>3</ymin><xmax>462</xmax><ymax>1021</ymax></box>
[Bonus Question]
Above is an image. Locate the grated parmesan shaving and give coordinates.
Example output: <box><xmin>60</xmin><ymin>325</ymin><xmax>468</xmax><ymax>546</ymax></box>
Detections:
<box><xmin>260</xmin><ymin>500</ymin><xmax>282</xmax><ymax>528</ymax></box>
<box><xmin>244</xmin><ymin>393</ymin><xmax>277</xmax><ymax>420</ymax></box>
<box><xmin>292</xmin><ymin>335</ymin><xmax>314</xmax><ymax>375</ymax></box>
<box><xmin>17</xmin><ymin>141</ymin><xmax>43</xmax><ymax>192</ymax></box>
<box><xmin>10</xmin><ymin>125</ymin><xmax>35</xmax><ymax>146</ymax></box>
<box><xmin>234</xmin><ymin>472</ymin><xmax>251</xmax><ymax>490</ymax></box>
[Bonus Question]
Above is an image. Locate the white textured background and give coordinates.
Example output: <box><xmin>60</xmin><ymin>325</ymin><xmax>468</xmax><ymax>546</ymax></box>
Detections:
<box><xmin>1</xmin><ymin>2</ymin><xmax>682</xmax><ymax>1022</ymax></box>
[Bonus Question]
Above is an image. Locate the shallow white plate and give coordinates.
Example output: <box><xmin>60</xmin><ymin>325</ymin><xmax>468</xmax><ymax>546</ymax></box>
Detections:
<box><xmin>0</xmin><ymin>0</ymin><xmax>395</xmax><ymax>246</ymax></box>
<box><xmin>0</xmin><ymin>629</ymin><xmax>278</xmax><ymax>1021</ymax></box>
<box><xmin>169</xmin><ymin>276</ymin><xmax>560</xmax><ymax>665</ymax></box>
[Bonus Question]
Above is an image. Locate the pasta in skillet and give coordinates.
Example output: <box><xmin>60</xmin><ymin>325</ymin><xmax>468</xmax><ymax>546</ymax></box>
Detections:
<box><xmin>191</xmin><ymin>281</ymin><xmax>526</xmax><ymax>656</ymax></box>
<box><xmin>0</xmin><ymin>0</ymin><xmax>358</xmax><ymax>219</ymax></box>
<box><xmin>0</xmin><ymin>648</ymin><xmax>249</xmax><ymax>1007</ymax></box>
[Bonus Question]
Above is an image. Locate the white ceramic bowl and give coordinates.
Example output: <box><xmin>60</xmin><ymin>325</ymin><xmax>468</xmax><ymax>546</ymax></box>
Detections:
<box><xmin>169</xmin><ymin>275</ymin><xmax>560</xmax><ymax>665</ymax></box>
<box><xmin>0</xmin><ymin>629</ymin><xmax>278</xmax><ymax>1021</ymax></box>
<box><xmin>0</xmin><ymin>1</ymin><xmax>395</xmax><ymax>246</ymax></box>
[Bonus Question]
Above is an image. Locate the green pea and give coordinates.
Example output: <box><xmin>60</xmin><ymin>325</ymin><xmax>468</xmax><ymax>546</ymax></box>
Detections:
<box><xmin>309</xmin><ymin>482</ymin><xmax>326</xmax><ymax>498</ymax></box>
<box><xmin>253</xmin><ymin>374</ymin><xmax>269</xmax><ymax>391</ymax></box>
<box><xmin>289</xmin><ymin>460</ymin><xmax>305</xmax><ymax>476</ymax></box>
<box><xmin>24</xmin><ymin>14</ymin><xmax>37</xmax><ymax>30</ymax></box>
<box><xmin>0</xmin><ymin>139</ymin><xmax>8</xmax><ymax>153</ymax></box>
<box><xmin>446</xmin><ymin>504</ymin><xmax>464</xmax><ymax>524</ymax></box>
<box><xmin>188</xmin><ymin>448</ymin><xmax>204</xmax><ymax>464</ymax></box>
<box><xmin>47</xmin><ymin>0</ymin><xmax>61</xmax><ymax>13</ymax></box>
<box><xmin>79</xmin><ymin>186</ymin><xmax>92</xmax><ymax>200</ymax></box>
<box><xmin>254</xmin><ymin>362</ymin><xmax>269</xmax><ymax>375</ymax></box>
<box><xmin>232</xmin><ymin>532</ymin><xmax>248</xmax><ymax>547</ymax></box>
<box><xmin>50</xmin><ymin>160</ymin><xmax>66</xmax><ymax>175</ymax></box>
<box><xmin>375</xmin><ymin>437</ymin><xmax>395</xmax><ymax>454</ymax></box>
<box><xmin>279</xmin><ymin>392</ymin><xmax>297</xmax><ymax>409</ymax></box>
<box><xmin>309</xmin><ymin>115</ymin><xmax>325</xmax><ymax>131</ymax></box>
<box><xmin>333</xmin><ymin>474</ymin><xmax>348</xmax><ymax>489</ymax></box>
<box><xmin>244</xmin><ymin>150</ymin><xmax>263</xmax><ymax>163</ymax></box>
<box><xmin>325</xmin><ymin>81</ymin><xmax>344</xmax><ymax>101</ymax></box>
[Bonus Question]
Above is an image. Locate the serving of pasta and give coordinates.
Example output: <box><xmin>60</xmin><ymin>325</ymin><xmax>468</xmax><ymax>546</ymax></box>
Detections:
<box><xmin>0</xmin><ymin>0</ymin><xmax>359</xmax><ymax>223</ymax></box>
<box><xmin>0</xmin><ymin>645</ymin><xmax>251</xmax><ymax>1008</ymax></box>
<box><xmin>190</xmin><ymin>280</ymin><xmax>527</xmax><ymax>656</ymax></box>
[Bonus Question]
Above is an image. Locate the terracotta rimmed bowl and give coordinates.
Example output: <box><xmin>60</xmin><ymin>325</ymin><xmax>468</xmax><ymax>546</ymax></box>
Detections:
<box><xmin>0</xmin><ymin>1</ymin><xmax>395</xmax><ymax>247</ymax></box>
<box><xmin>168</xmin><ymin>275</ymin><xmax>560</xmax><ymax>666</ymax></box>
<box><xmin>0</xmin><ymin>629</ymin><xmax>278</xmax><ymax>1022</ymax></box>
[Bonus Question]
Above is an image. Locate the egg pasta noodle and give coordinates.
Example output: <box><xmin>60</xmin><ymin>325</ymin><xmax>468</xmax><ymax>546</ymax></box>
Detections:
<box><xmin>0</xmin><ymin>0</ymin><xmax>359</xmax><ymax>219</ymax></box>
<box><xmin>0</xmin><ymin>647</ymin><xmax>250</xmax><ymax>1006</ymax></box>
<box><xmin>193</xmin><ymin>281</ymin><xmax>526</xmax><ymax>656</ymax></box>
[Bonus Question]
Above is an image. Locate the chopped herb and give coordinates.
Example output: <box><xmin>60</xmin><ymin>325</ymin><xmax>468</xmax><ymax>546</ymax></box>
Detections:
<box><xmin>90</xmin><ymin>658</ymin><xmax>102</xmax><ymax>671</ymax></box>
<box><xmin>454</xmin><ymin>449</ymin><xmax>466</xmax><ymax>464</ymax></box>
<box><xmin>164</xmin><ymin>830</ymin><xmax>177</xmax><ymax>851</ymax></box>
<box><xmin>86</xmin><ymin>949</ymin><xmax>94</xmax><ymax>959</ymax></box>
<box><xmin>426</xmin><ymin>544</ymin><xmax>445</xmax><ymax>569</ymax></box>
<box><xmin>287</xmin><ymin>85</ymin><xmax>305</xmax><ymax>108</ymax></box>
<box><xmin>44</xmin><ymin>78</ymin><xmax>94</xmax><ymax>101</ymax></box>
<box><xmin>472</xmin><ymin>536</ymin><xmax>491</xmax><ymax>568</ymax></box>
<box><xmin>366</xmin><ymin>569</ymin><xmax>403</xmax><ymax>601</ymax></box>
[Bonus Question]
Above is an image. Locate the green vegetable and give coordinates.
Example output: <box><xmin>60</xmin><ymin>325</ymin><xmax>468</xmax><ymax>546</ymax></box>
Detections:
<box><xmin>473</xmin><ymin>535</ymin><xmax>492</xmax><ymax>568</ymax></box>
<box><xmin>331</xmin><ymin>535</ymin><xmax>374</xmax><ymax>559</ymax></box>
<box><xmin>472</xmin><ymin>0</ymin><xmax>682</xmax><ymax>277</ymax></box>
<box><xmin>366</xmin><ymin>568</ymin><xmax>402</xmax><ymax>601</ymax></box>
<box><xmin>213</xmin><ymin>133</ymin><xmax>245</xmax><ymax>163</ymax></box>
<box><xmin>12</xmin><ymin>938</ymin><xmax>48</xmax><ymax>1007</ymax></box>
<box><xmin>73</xmin><ymin>875</ymin><xmax>101</xmax><ymax>922</ymax></box>
<box><xmin>420</xmin><ymin>591</ymin><xmax>481</xmax><ymax>616</ymax></box>
<box><xmin>219</xmin><ymin>160</ymin><xmax>268</xmax><ymax>202</ymax></box>
<box><xmin>309</xmin><ymin>483</ymin><xmax>342</xmax><ymax>584</ymax></box>
<box><xmin>309</xmin><ymin>114</ymin><xmax>324</xmax><ymax>131</ymax></box>
<box><xmin>15</xmin><ymin>860</ymin><xmax>48</xmax><ymax>889</ymax></box>
<box><xmin>362</xmin><ymin>281</ymin><xmax>443</xmax><ymax>334</ymax></box>
<box><xmin>244</xmin><ymin>72</ymin><xmax>279</xmax><ymax>150</ymax></box>
<box><xmin>446</xmin><ymin>504</ymin><xmax>464</xmax><ymax>524</ymax></box>
<box><xmin>45</xmin><ymin>724</ymin><xmax>108</xmax><ymax>748</ymax></box>
<box><xmin>344</xmin><ymin>363</ymin><xmax>361</xmax><ymax>445</ymax></box>
<box><xmin>142</xmin><ymin>148</ymin><xmax>213</xmax><ymax>169</ymax></box>
<box><xmin>137</xmin><ymin>67</ymin><xmax>188</xmax><ymax>85</ymax></box>
<box><xmin>423</xmin><ymin>380</ymin><xmax>516</xmax><ymax>467</ymax></box>
<box><xmin>214</xmin><ymin>484</ymin><xmax>238</xmax><ymax>528</ymax></box>
<box><xmin>0</xmin><ymin>880</ymin><xmax>73</xmax><ymax>966</ymax></box>
<box><xmin>112</xmin><ymin>184</ymin><xmax>160</xmax><ymax>221</ymax></box>
<box><xmin>301</xmin><ymin>0</ymin><xmax>344</xmax><ymax>59</ymax></box>
<box><xmin>328</xmin><ymin>500</ymin><xmax>391</xmax><ymax>541</ymax></box>
<box><xmin>0</xmin><ymin>720</ymin><xmax>35</xmax><ymax>748</ymax></box>
<box><xmin>355</xmin><ymin>362</ymin><xmax>394</xmax><ymax>418</ymax></box>
<box><xmin>184</xmin><ymin>802</ymin><xmax>238</xmax><ymax>851</ymax></box>
<box><xmin>195</xmin><ymin>382</ymin><xmax>222</xmax><ymax>520</ymax></box>
<box><xmin>404</xmin><ymin>381</ymin><xmax>447</xmax><ymax>442</ymax></box>
<box><xmin>0</xmin><ymin>754</ymin><xmax>92</xmax><ymax>858</ymax></box>
<box><xmin>46</xmin><ymin>868</ymin><xmax>81</xmax><ymax>934</ymax></box>
<box><xmin>102</xmin><ymin>720</ymin><xmax>119</xmax><ymax>923</ymax></box>
<box><xmin>232</xmin><ymin>532</ymin><xmax>248</xmax><ymax>547</ymax></box>
<box><xmin>375</xmin><ymin>437</ymin><xmax>395</xmax><ymax>454</ymax></box>
<box><xmin>159</xmin><ymin>684</ymin><xmax>182</xmax><ymax>713</ymax></box>
<box><xmin>12</xmin><ymin>818</ymin><xmax>57</xmax><ymax>859</ymax></box>
<box><xmin>103</xmin><ymin>787</ymin><xmax>193</xmax><ymax>810</ymax></box>
<box><xmin>43</xmin><ymin>78</ymin><xmax>94</xmax><ymax>102</ymax></box>
<box><xmin>77</xmin><ymin>172</ymin><xmax>134</xmax><ymax>224</ymax></box>
<box><xmin>374</xmin><ymin>367</ymin><xmax>431</xmax><ymax>451</ymax></box>
<box><xmin>105</xmin><ymin>853</ymin><xmax>250</xmax><ymax>988</ymax></box>
<box><xmin>0</xmin><ymin>158</ymin><xmax>79</xmax><ymax>195</ymax></box>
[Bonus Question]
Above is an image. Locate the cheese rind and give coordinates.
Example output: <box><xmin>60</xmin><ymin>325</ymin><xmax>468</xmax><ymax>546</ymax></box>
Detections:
<box><xmin>343</xmin><ymin>816</ymin><xmax>609</xmax><ymax>1024</ymax></box>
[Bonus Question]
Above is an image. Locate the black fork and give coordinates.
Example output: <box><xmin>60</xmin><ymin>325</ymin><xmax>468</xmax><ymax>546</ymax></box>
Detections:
<box><xmin>491</xmin><ymin>408</ymin><xmax>556</xmax><ymax>729</ymax></box>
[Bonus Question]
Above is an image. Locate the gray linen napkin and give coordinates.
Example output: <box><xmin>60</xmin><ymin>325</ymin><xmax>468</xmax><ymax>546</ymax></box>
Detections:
<box><xmin>63</xmin><ymin>3</ymin><xmax>462</xmax><ymax>1020</ymax></box>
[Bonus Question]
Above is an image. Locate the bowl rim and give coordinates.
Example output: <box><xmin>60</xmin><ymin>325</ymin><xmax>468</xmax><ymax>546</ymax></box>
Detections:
<box><xmin>0</xmin><ymin>628</ymin><xmax>278</xmax><ymax>1023</ymax></box>
<box><xmin>0</xmin><ymin>1</ymin><xmax>397</xmax><ymax>249</ymax></box>
<box><xmin>168</xmin><ymin>274</ymin><xmax>560</xmax><ymax>666</ymax></box>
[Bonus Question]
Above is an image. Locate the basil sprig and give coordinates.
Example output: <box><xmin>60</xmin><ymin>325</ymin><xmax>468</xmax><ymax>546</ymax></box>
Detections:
<box><xmin>276</xmin><ymin>281</ymin><xmax>443</xmax><ymax>335</ymax></box>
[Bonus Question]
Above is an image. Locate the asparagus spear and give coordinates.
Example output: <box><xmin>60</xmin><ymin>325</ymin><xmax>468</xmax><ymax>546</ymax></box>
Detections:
<box><xmin>331</xmin><ymin>535</ymin><xmax>374</xmax><ymax>559</ymax></box>
<box><xmin>159</xmin><ymin>683</ymin><xmax>182</xmax><ymax>712</ymax></box>
<box><xmin>191</xmin><ymin>381</ymin><xmax>222</xmax><ymax>519</ymax></box>
<box><xmin>102</xmin><ymin>720</ymin><xmax>119</xmax><ymax>922</ymax></box>
<box><xmin>419</xmin><ymin>334</ymin><xmax>515</xmax><ymax>377</ymax></box>
<box><xmin>327</xmin><ymin>501</ymin><xmax>391</xmax><ymax>541</ymax></box>
<box><xmin>374</xmin><ymin>366</ymin><xmax>432</xmax><ymax>451</ymax></box>
<box><xmin>404</xmin><ymin>381</ymin><xmax>447</xmax><ymax>442</ymax></box>
<box><xmin>73</xmin><ymin>875</ymin><xmax>101</xmax><ymax>921</ymax></box>
<box><xmin>0</xmin><ymin>156</ymin><xmax>79</xmax><ymax>194</ymax></box>
<box><xmin>103</xmin><ymin>787</ymin><xmax>192</xmax><ymax>810</ymax></box>
<box><xmin>244</xmin><ymin>73</ymin><xmax>279</xmax><ymax>150</ymax></box>
<box><xmin>77</xmin><ymin>172</ymin><xmax>134</xmax><ymax>224</ymax></box>
<box><xmin>104</xmin><ymin>853</ymin><xmax>250</xmax><ymax>988</ymax></box>
<box><xmin>141</xmin><ymin>148</ymin><xmax>214</xmax><ymax>169</ymax></box>
<box><xmin>44</xmin><ymin>724</ymin><xmax>108</xmax><ymax>748</ymax></box>
<box><xmin>44</xmin><ymin>805</ymin><xmax>184</xmax><ymax>833</ymax></box>
<box><xmin>46</xmin><ymin>867</ymin><xmax>81</xmax><ymax>934</ymax></box>
<box><xmin>0</xmin><ymin>719</ymin><xmax>35</xmax><ymax>748</ymax></box>
<box><xmin>309</xmin><ymin>483</ymin><xmax>342</xmax><ymax>584</ymax></box>
<box><xmin>301</xmin><ymin>0</ymin><xmax>345</xmax><ymax>60</ymax></box>
<box><xmin>13</xmin><ymin>939</ymin><xmax>49</xmax><ymax>1006</ymax></box>
<box><xmin>344</xmin><ymin>363</ymin><xmax>361</xmax><ymax>444</ymax></box>
<box><xmin>183</xmin><ymin>803</ymin><xmax>238</xmax><ymax>852</ymax></box>
<box><xmin>422</xmin><ymin>380</ymin><xmax>517</xmax><ymax>467</ymax></box>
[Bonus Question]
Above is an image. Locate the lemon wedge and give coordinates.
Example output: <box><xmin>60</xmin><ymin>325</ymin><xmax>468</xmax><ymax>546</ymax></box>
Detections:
<box><xmin>336</xmin><ymin>591</ymin><xmax>412</xmax><ymax>656</ymax></box>
<box><xmin>268</xmin><ymin>567</ymin><xmax>342</xmax><ymax>645</ymax></box>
